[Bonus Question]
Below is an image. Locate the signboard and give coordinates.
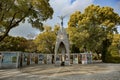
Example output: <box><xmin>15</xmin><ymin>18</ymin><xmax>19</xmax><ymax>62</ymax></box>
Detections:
<box><xmin>23</xmin><ymin>54</ymin><xmax>27</xmax><ymax>62</ymax></box>
<box><xmin>2</xmin><ymin>53</ymin><xmax>17</xmax><ymax>64</ymax></box>
<box><xmin>30</xmin><ymin>54</ymin><xmax>35</xmax><ymax>64</ymax></box>
<box><xmin>87</xmin><ymin>54</ymin><xmax>92</xmax><ymax>64</ymax></box>
<box><xmin>38</xmin><ymin>54</ymin><xmax>44</xmax><ymax>64</ymax></box>
<box><xmin>47</xmin><ymin>54</ymin><xmax>52</xmax><ymax>64</ymax></box>
<box><xmin>56</xmin><ymin>55</ymin><xmax>60</xmax><ymax>61</ymax></box>
<box><xmin>0</xmin><ymin>52</ymin><xmax>20</xmax><ymax>68</ymax></box>
<box><xmin>81</xmin><ymin>54</ymin><xmax>87</xmax><ymax>64</ymax></box>
<box><xmin>55</xmin><ymin>55</ymin><xmax>61</xmax><ymax>65</ymax></box>
<box><xmin>73</xmin><ymin>55</ymin><xmax>78</xmax><ymax>64</ymax></box>
<box><xmin>22</xmin><ymin>53</ymin><xmax>28</xmax><ymax>66</ymax></box>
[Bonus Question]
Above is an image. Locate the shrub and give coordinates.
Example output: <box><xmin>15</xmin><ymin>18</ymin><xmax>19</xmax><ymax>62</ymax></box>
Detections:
<box><xmin>105</xmin><ymin>45</ymin><xmax>120</xmax><ymax>63</ymax></box>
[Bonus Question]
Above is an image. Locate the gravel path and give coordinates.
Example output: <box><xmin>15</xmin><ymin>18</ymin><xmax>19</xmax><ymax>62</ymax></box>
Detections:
<box><xmin>0</xmin><ymin>64</ymin><xmax>120</xmax><ymax>80</ymax></box>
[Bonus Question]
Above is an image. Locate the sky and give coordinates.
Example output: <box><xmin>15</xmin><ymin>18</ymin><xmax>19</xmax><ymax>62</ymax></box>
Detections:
<box><xmin>9</xmin><ymin>0</ymin><xmax>120</xmax><ymax>39</ymax></box>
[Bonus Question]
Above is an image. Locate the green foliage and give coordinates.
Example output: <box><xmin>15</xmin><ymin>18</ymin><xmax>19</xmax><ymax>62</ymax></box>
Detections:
<box><xmin>106</xmin><ymin>53</ymin><xmax>120</xmax><ymax>63</ymax></box>
<box><xmin>0</xmin><ymin>0</ymin><xmax>53</xmax><ymax>41</ymax></box>
<box><xmin>25</xmin><ymin>40</ymin><xmax>37</xmax><ymax>53</ymax></box>
<box><xmin>0</xmin><ymin>36</ymin><xmax>28</xmax><ymax>51</ymax></box>
<box><xmin>105</xmin><ymin>46</ymin><xmax>120</xmax><ymax>63</ymax></box>
<box><xmin>34</xmin><ymin>25</ymin><xmax>59</xmax><ymax>53</ymax></box>
<box><xmin>105</xmin><ymin>34</ymin><xmax>120</xmax><ymax>63</ymax></box>
<box><xmin>0</xmin><ymin>36</ymin><xmax>37</xmax><ymax>52</ymax></box>
<box><xmin>68</xmin><ymin>4</ymin><xmax>120</xmax><ymax>62</ymax></box>
<box><xmin>108</xmin><ymin>46</ymin><xmax>119</xmax><ymax>56</ymax></box>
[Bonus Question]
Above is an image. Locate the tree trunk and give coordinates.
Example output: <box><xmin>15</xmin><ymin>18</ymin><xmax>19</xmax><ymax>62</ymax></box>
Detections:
<box><xmin>0</xmin><ymin>27</ymin><xmax>11</xmax><ymax>42</ymax></box>
<box><xmin>102</xmin><ymin>39</ymin><xmax>111</xmax><ymax>62</ymax></box>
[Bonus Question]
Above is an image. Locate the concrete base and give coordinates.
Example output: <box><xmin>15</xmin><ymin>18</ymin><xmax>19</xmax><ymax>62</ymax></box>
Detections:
<box><xmin>65</xmin><ymin>61</ymin><xmax>70</xmax><ymax>65</ymax></box>
<box><xmin>82</xmin><ymin>61</ymin><xmax>87</xmax><ymax>64</ymax></box>
<box><xmin>55</xmin><ymin>61</ymin><xmax>61</xmax><ymax>66</ymax></box>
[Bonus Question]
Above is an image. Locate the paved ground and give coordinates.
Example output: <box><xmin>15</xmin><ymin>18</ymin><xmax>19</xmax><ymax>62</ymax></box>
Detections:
<box><xmin>0</xmin><ymin>63</ymin><xmax>120</xmax><ymax>80</ymax></box>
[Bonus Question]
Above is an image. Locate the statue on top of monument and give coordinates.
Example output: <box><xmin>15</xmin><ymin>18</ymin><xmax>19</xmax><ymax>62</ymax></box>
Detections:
<box><xmin>58</xmin><ymin>16</ymin><xmax>66</xmax><ymax>27</ymax></box>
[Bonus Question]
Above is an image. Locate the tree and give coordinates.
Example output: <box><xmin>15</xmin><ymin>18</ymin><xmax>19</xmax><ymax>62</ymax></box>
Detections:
<box><xmin>68</xmin><ymin>5</ymin><xmax>120</xmax><ymax>62</ymax></box>
<box><xmin>25</xmin><ymin>39</ymin><xmax>37</xmax><ymax>52</ymax></box>
<box><xmin>105</xmin><ymin>34</ymin><xmax>120</xmax><ymax>63</ymax></box>
<box><xmin>113</xmin><ymin>34</ymin><xmax>120</xmax><ymax>57</ymax></box>
<box><xmin>34</xmin><ymin>25</ymin><xmax>60</xmax><ymax>53</ymax></box>
<box><xmin>0</xmin><ymin>36</ymin><xmax>28</xmax><ymax>51</ymax></box>
<box><xmin>0</xmin><ymin>0</ymin><xmax>53</xmax><ymax>41</ymax></box>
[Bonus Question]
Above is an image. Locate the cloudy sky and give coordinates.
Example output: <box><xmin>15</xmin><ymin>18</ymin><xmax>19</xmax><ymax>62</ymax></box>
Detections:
<box><xmin>9</xmin><ymin>0</ymin><xmax>120</xmax><ymax>38</ymax></box>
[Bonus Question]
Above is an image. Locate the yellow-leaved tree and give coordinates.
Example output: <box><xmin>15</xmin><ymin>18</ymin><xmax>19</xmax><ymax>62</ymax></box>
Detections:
<box><xmin>68</xmin><ymin>5</ymin><xmax>120</xmax><ymax>62</ymax></box>
<box><xmin>34</xmin><ymin>25</ymin><xmax>60</xmax><ymax>53</ymax></box>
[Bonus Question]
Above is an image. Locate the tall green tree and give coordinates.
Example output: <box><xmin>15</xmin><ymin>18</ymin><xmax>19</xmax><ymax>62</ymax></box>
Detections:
<box><xmin>34</xmin><ymin>25</ymin><xmax>60</xmax><ymax>53</ymax></box>
<box><xmin>0</xmin><ymin>0</ymin><xmax>53</xmax><ymax>41</ymax></box>
<box><xmin>68</xmin><ymin>5</ymin><xmax>120</xmax><ymax>62</ymax></box>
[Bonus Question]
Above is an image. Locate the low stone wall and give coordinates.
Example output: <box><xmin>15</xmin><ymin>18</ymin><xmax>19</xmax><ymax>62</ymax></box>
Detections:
<box><xmin>0</xmin><ymin>52</ymin><xmax>92</xmax><ymax>68</ymax></box>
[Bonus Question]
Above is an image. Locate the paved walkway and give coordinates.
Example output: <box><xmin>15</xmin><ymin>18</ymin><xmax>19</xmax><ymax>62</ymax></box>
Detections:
<box><xmin>0</xmin><ymin>63</ymin><xmax>120</xmax><ymax>80</ymax></box>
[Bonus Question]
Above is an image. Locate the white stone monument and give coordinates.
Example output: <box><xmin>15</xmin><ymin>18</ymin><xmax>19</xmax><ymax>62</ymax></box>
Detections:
<box><xmin>55</xmin><ymin>16</ymin><xmax>70</xmax><ymax>66</ymax></box>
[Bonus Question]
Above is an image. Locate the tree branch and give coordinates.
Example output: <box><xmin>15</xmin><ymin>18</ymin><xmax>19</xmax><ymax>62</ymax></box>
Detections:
<box><xmin>0</xmin><ymin>5</ymin><xmax>32</xmax><ymax>42</ymax></box>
